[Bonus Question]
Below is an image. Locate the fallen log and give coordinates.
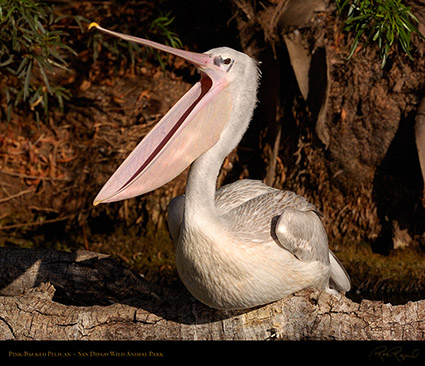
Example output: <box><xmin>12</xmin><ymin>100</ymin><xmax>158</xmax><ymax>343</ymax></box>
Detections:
<box><xmin>0</xmin><ymin>247</ymin><xmax>424</xmax><ymax>341</ymax></box>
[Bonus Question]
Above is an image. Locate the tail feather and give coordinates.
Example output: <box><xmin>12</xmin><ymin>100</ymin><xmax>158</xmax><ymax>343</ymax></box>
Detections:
<box><xmin>328</xmin><ymin>250</ymin><xmax>351</xmax><ymax>292</ymax></box>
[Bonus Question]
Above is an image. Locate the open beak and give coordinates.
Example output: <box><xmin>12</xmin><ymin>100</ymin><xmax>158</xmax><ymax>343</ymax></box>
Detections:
<box><xmin>91</xmin><ymin>23</ymin><xmax>232</xmax><ymax>204</ymax></box>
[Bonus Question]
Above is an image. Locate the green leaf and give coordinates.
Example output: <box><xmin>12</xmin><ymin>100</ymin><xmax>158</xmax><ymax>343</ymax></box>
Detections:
<box><xmin>23</xmin><ymin>59</ymin><xmax>32</xmax><ymax>101</ymax></box>
<box><xmin>337</xmin><ymin>0</ymin><xmax>424</xmax><ymax>67</ymax></box>
<box><xmin>0</xmin><ymin>55</ymin><xmax>14</xmax><ymax>67</ymax></box>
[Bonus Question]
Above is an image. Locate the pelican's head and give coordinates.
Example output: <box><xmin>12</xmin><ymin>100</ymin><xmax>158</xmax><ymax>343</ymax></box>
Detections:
<box><xmin>90</xmin><ymin>24</ymin><xmax>259</xmax><ymax>204</ymax></box>
<box><xmin>200</xmin><ymin>47</ymin><xmax>259</xmax><ymax>85</ymax></box>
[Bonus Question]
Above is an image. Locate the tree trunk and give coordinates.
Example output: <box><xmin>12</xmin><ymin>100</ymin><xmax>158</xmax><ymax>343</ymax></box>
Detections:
<box><xmin>415</xmin><ymin>93</ymin><xmax>425</xmax><ymax>205</ymax></box>
<box><xmin>0</xmin><ymin>247</ymin><xmax>424</xmax><ymax>341</ymax></box>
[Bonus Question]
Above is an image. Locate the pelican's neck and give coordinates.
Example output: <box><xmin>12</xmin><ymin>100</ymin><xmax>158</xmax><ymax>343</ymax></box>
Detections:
<box><xmin>183</xmin><ymin>56</ymin><xmax>259</xmax><ymax>224</ymax></box>
<box><xmin>185</xmin><ymin>100</ymin><xmax>257</xmax><ymax>221</ymax></box>
<box><xmin>185</xmin><ymin>141</ymin><xmax>227</xmax><ymax>218</ymax></box>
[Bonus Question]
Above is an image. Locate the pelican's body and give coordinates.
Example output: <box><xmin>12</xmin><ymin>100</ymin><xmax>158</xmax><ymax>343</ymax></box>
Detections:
<box><xmin>170</xmin><ymin>180</ymin><xmax>339</xmax><ymax>309</ymax></box>
<box><xmin>92</xmin><ymin>25</ymin><xmax>351</xmax><ymax>310</ymax></box>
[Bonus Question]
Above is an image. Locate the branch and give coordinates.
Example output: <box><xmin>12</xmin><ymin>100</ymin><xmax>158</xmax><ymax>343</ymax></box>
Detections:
<box><xmin>0</xmin><ymin>247</ymin><xmax>424</xmax><ymax>340</ymax></box>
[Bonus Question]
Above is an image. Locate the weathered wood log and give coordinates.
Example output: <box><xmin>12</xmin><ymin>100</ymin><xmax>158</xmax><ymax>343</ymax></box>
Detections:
<box><xmin>0</xmin><ymin>247</ymin><xmax>424</xmax><ymax>341</ymax></box>
<box><xmin>0</xmin><ymin>247</ymin><xmax>156</xmax><ymax>306</ymax></box>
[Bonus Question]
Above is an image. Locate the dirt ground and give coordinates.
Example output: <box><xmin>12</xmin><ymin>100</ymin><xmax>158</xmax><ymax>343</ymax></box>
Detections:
<box><xmin>1</xmin><ymin>0</ymin><xmax>425</xmax><ymax>304</ymax></box>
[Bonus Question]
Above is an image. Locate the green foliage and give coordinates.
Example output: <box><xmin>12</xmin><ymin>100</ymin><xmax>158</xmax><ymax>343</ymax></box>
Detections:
<box><xmin>336</xmin><ymin>0</ymin><xmax>424</xmax><ymax>67</ymax></box>
<box><xmin>0</xmin><ymin>1</ymin><xmax>183</xmax><ymax>125</ymax></box>
<box><xmin>149</xmin><ymin>11</ymin><xmax>183</xmax><ymax>69</ymax></box>
<box><xmin>0</xmin><ymin>0</ymin><xmax>75</xmax><ymax>124</ymax></box>
<box><xmin>88</xmin><ymin>10</ymin><xmax>182</xmax><ymax>70</ymax></box>
<box><xmin>150</xmin><ymin>12</ymin><xmax>182</xmax><ymax>49</ymax></box>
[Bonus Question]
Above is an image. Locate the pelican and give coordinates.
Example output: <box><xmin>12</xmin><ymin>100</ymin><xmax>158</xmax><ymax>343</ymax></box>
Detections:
<box><xmin>91</xmin><ymin>23</ymin><xmax>351</xmax><ymax>310</ymax></box>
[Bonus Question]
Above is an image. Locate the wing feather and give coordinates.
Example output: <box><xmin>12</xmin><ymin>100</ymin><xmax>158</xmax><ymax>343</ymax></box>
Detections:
<box><xmin>217</xmin><ymin>180</ymin><xmax>320</xmax><ymax>247</ymax></box>
<box><xmin>275</xmin><ymin>208</ymin><xmax>329</xmax><ymax>264</ymax></box>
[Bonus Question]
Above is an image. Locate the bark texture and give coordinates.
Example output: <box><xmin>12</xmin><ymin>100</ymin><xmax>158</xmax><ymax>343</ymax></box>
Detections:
<box><xmin>0</xmin><ymin>248</ymin><xmax>424</xmax><ymax>340</ymax></box>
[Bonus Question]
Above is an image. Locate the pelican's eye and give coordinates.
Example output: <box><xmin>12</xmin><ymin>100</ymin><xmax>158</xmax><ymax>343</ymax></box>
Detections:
<box><xmin>213</xmin><ymin>56</ymin><xmax>234</xmax><ymax>71</ymax></box>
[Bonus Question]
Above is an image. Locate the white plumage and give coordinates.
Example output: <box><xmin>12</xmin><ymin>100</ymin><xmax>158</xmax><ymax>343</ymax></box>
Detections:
<box><xmin>92</xmin><ymin>25</ymin><xmax>351</xmax><ymax>310</ymax></box>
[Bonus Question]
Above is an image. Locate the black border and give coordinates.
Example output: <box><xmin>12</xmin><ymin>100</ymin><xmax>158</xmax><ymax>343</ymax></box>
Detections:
<box><xmin>2</xmin><ymin>340</ymin><xmax>425</xmax><ymax>364</ymax></box>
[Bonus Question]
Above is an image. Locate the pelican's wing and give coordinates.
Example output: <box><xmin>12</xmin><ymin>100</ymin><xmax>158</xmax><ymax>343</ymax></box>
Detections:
<box><xmin>220</xmin><ymin>181</ymin><xmax>319</xmax><ymax>247</ymax></box>
<box><xmin>215</xmin><ymin>179</ymin><xmax>275</xmax><ymax>213</ymax></box>
<box><xmin>219</xmin><ymin>180</ymin><xmax>350</xmax><ymax>291</ymax></box>
<box><xmin>274</xmin><ymin>207</ymin><xmax>329</xmax><ymax>264</ymax></box>
<box><xmin>273</xmin><ymin>193</ymin><xmax>350</xmax><ymax>291</ymax></box>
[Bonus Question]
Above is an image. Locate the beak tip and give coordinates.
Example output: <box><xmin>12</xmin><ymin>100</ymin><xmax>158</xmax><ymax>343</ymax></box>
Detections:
<box><xmin>89</xmin><ymin>22</ymin><xmax>100</xmax><ymax>30</ymax></box>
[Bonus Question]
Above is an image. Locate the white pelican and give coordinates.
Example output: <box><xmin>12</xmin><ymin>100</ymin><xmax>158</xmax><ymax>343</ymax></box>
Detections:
<box><xmin>91</xmin><ymin>23</ymin><xmax>351</xmax><ymax>310</ymax></box>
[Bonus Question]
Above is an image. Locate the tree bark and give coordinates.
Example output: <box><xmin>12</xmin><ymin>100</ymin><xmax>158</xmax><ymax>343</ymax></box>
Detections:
<box><xmin>0</xmin><ymin>247</ymin><xmax>424</xmax><ymax>341</ymax></box>
<box><xmin>415</xmin><ymin>93</ymin><xmax>425</xmax><ymax>205</ymax></box>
